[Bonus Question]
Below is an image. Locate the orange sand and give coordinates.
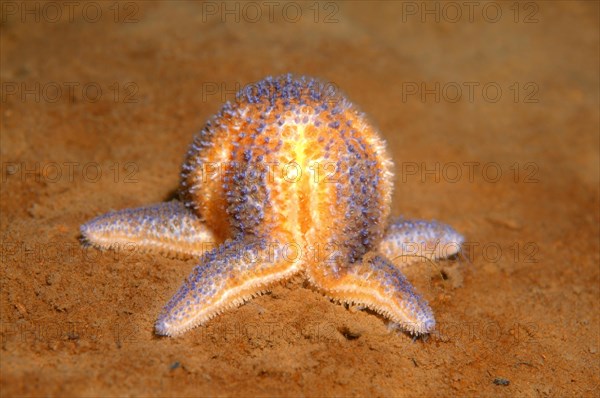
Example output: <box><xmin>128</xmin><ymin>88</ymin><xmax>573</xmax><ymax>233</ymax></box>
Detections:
<box><xmin>1</xmin><ymin>1</ymin><xmax>598</xmax><ymax>396</ymax></box>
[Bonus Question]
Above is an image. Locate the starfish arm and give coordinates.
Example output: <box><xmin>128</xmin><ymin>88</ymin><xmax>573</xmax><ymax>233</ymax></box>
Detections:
<box><xmin>309</xmin><ymin>253</ymin><xmax>435</xmax><ymax>335</ymax></box>
<box><xmin>80</xmin><ymin>201</ymin><xmax>216</xmax><ymax>259</ymax></box>
<box><xmin>379</xmin><ymin>218</ymin><xmax>464</xmax><ymax>267</ymax></box>
<box><xmin>155</xmin><ymin>239</ymin><xmax>301</xmax><ymax>336</ymax></box>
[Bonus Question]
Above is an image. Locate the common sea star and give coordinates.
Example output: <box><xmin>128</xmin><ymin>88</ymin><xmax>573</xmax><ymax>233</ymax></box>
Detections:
<box><xmin>81</xmin><ymin>75</ymin><xmax>464</xmax><ymax>337</ymax></box>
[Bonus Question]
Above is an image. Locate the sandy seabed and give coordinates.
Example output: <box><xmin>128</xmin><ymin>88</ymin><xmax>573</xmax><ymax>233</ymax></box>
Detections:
<box><xmin>1</xmin><ymin>1</ymin><xmax>599</xmax><ymax>397</ymax></box>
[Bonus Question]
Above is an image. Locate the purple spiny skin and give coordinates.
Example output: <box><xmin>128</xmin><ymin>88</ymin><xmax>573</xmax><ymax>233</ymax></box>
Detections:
<box><xmin>154</xmin><ymin>239</ymin><xmax>297</xmax><ymax>335</ymax></box>
<box><xmin>80</xmin><ymin>201</ymin><xmax>215</xmax><ymax>258</ymax></box>
<box><xmin>178</xmin><ymin>74</ymin><xmax>393</xmax><ymax>260</ymax></box>
<box><xmin>379</xmin><ymin>218</ymin><xmax>464</xmax><ymax>264</ymax></box>
<box><xmin>80</xmin><ymin>74</ymin><xmax>465</xmax><ymax>337</ymax></box>
<box><xmin>313</xmin><ymin>252</ymin><xmax>437</xmax><ymax>335</ymax></box>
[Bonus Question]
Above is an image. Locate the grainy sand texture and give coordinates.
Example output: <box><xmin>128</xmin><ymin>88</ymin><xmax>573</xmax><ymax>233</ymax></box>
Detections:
<box><xmin>1</xmin><ymin>1</ymin><xmax>599</xmax><ymax>397</ymax></box>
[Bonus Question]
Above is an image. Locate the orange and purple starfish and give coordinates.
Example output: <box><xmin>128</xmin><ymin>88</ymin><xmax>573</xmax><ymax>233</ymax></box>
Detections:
<box><xmin>81</xmin><ymin>75</ymin><xmax>464</xmax><ymax>337</ymax></box>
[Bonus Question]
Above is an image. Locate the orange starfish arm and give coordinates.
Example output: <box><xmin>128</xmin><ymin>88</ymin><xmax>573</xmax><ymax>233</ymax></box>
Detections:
<box><xmin>155</xmin><ymin>239</ymin><xmax>301</xmax><ymax>336</ymax></box>
<box><xmin>308</xmin><ymin>253</ymin><xmax>436</xmax><ymax>335</ymax></box>
<box><xmin>80</xmin><ymin>201</ymin><xmax>217</xmax><ymax>259</ymax></box>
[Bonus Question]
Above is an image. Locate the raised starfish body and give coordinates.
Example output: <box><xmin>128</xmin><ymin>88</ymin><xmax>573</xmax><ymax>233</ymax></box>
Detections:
<box><xmin>81</xmin><ymin>75</ymin><xmax>464</xmax><ymax>337</ymax></box>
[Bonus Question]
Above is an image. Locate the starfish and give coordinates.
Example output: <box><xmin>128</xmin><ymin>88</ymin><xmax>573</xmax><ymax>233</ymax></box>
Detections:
<box><xmin>81</xmin><ymin>75</ymin><xmax>464</xmax><ymax>337</ymax></box>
